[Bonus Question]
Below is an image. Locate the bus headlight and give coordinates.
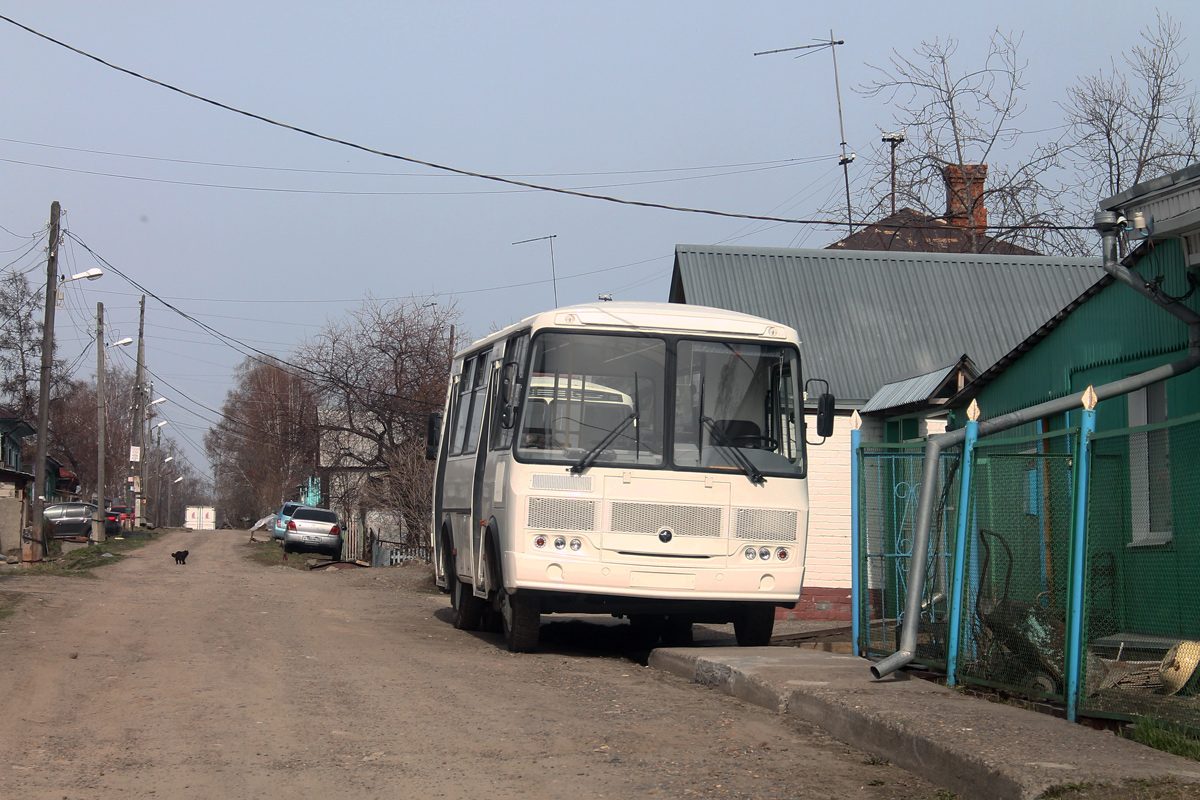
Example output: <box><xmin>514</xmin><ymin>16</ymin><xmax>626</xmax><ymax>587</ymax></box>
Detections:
<box><xmin>759</xmin><ymin>547</ymin><xmax>772</xmax><ymax>561</ymax></box>
<box><xmin>554</xmin><ymin>536</ymin><xmax>567</xmax><ymax>550</ymax></box>
<box><xmin>569</xmin><ymin>538</ymin><xmax>582</xmax><ymax>551</ymax></box>
<box><xmin>744</xmin><ymin>546</ymin><xmax>757</xmax><ymax>560</ymax></box>
<box><xmin>775</xmin><ymin>547</ymin><xmax>790</xmax><ymax>561</ymax></box>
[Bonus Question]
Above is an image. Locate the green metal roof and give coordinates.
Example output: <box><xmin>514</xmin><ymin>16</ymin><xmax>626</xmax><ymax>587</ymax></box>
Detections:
<box><xmin>670</xmin><ymin>245</ymin><xmax>1104</xmax><ymax>405</ymax></box>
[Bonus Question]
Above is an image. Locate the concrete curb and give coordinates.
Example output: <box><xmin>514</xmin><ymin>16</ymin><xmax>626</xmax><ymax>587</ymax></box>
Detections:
<box><xmin>649</xmin><ymin>647</ymin><xmax>1200</xmax><ymax>800</ymax></box>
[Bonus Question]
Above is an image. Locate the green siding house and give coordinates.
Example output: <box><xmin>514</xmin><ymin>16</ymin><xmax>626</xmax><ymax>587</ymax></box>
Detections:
<box><xmin>930</xmin><ymin>163</ymin><xmax>1200</xmax><ymax>724</ymax></box>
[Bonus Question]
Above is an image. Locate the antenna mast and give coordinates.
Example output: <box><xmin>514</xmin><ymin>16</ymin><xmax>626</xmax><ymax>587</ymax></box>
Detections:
<box><xmin>755</xmin><ymin>32</ymin><xmax>854</xmax><ymax>236</ymax></box>
<box><xmin>513</xmin><ymin>234</ymin><xmax>559</xmax><ymax>307</ymax></box>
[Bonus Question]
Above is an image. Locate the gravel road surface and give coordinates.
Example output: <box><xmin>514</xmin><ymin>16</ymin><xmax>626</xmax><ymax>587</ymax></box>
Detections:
<box><xmin>0</xmin><ymin>529</ymin><xmax>943</xmax><ymax>799</ymax></box>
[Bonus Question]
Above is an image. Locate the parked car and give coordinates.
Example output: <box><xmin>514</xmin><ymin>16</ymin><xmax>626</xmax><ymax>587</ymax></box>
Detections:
<box><xmin>44</xmin><ymin>503</ymin><xmax>119</xmax><ymax>538</ymax></box>
<box><xmin>283</xmin><ymin>507</ymin><xmax>342</xmax><ymax>558</ymax></box>
<box><xmin>273</xmin><ymin>502</ymin><xmax>306</xmax><ymax>541</ymax></box>
<box><xmin>109</xmin><ymin>505</ymin><xmax>132</xmax><ymax>525</ymax></box>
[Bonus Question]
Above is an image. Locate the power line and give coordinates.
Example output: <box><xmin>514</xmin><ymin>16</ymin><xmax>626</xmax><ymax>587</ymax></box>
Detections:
<box><xmin>87</xmin><ymin>252</ymin><xmax>670</xmax><ymax>305</ymax></box>
<box><xmin>0</xmin><ymin>12</ymin><xmax>857</xmax><ymax>228</ymax></box>
<box><xmin>0</xmin><ymin>154</ymin><xmax>810</xmax><ymax>196</ymax></box>
<box><xmin>67</xmin><ymin>230</ymin><xmax>446</xmax><ymax>409</ymax></box>
<box><xmin>1</xmin><ymin>135</ymin><xmax>827</xmax><ymax>179</ymax></box>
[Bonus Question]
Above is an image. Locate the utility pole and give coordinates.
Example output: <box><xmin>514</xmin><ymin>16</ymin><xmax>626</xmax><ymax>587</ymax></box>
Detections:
<box><xmin>129</xmin><ymin>295</ymin><xmax>146</xmax><ymax>530</ymax></box>
<box><xmin>27</xmin><ymin>201</ymin><xmax>60</xmax><ymax>564</ymax></box>
<box><xmin>93</xmin><ymin>301</ymin><xmax>106</xmax><ymax>544</ymax></box>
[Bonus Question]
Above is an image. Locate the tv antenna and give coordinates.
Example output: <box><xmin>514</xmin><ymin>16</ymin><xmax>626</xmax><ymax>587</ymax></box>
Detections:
<box><xmin>513</xmin><ymin>234</ymin><xmax>559</xmax><ymax>307</ymax></box>
<box><xmin>755</xmin><ymin>31</ymin><xmax>854</xmax><ymax>236</ymax></box>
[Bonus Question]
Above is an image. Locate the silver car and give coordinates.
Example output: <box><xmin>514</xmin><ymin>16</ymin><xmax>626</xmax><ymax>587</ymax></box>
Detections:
<box><xmin>282</xmin><ymin>506</ymin><xmax>342</xmax><ymax>558</ymax></box>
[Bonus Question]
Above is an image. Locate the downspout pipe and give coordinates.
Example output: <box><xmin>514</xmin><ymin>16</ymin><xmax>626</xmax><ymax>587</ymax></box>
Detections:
<box><xmin>871</xmin><ymin>210</ymin><xmax>1200</xmax><ymax>679</ymax></box>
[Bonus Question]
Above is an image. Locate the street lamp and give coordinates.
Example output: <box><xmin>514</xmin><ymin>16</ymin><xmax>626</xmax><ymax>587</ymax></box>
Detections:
<box><xmin>168</xmin><ymin>475</ymin><xmax>183</xmax><ymax>528</ymax></box>
<box><xmin>158</xmin><ymin>454</ymin><xmax>174</xmax><ymax>526</ymax></box>
<box><xmin>91</xmin><ymin>314</ymin><xmax>132</xmax><ymax>545</ymax></box>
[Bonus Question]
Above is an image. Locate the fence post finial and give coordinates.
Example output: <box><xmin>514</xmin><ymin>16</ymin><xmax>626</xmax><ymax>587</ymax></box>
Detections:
<box><xmin>850</xmin><ymin>409</ymin><xmax>861</xmax><ymax>430</ymax></box>
<box><xmin>1082</xmin><ymin>385</ymin><xmax>1098</xmax><ymax>411</ymax></box>
<box><xmin>967</xmin><ymin>399</ymin><xmax>981</xmax><ymax>421</ymax></box>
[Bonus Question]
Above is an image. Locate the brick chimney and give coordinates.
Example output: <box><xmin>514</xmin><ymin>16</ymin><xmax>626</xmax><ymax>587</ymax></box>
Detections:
<box><xmin>942</xmin><ymin>164</ymin><xmax>988</xmax><ymax>236</ymax></box>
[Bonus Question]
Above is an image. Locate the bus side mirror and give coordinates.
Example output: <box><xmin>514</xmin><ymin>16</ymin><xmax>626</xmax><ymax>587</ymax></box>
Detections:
<box><xmin>499</xmin><ymin>362</ymin><xmax>519</xmax><ymax>429</ymax></box>
<box><xmin>816</xmin><ymin>393</ymin><xmax>835</xmax><ymax>438</ymax></box>
<box><xmin>426</xmin><ymin>411</ymin><xmax>443</xmax><ymax>460</ymax></box>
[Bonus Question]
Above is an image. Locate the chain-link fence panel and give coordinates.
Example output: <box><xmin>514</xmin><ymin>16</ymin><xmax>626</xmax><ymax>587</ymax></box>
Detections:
<box><xmin>857</xmin><ymin>443</ymin><xmax>960</xmax><ymax>668</ymax></box>
<box><xmin>953</xmin><ymin>429</ymin><xmax>1076</xmax><ymax>700</ymax></box>
<box><xmin>1081</xmin><ymin>414</ymin><xmax>1200</xmax><ymax>729</ymax></box>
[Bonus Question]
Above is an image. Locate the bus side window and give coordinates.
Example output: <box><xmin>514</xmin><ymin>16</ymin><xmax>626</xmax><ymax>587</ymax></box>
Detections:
<box><xmin>462</xmin><ymin>349</ymin><xmax>492</xmax><ymax>456</ymax></box>
<box><xmin>493</xmin><ymin>332</ymin><xmax>530</xmax><ymax>451</ymax></box>
<box><xmin>450</xmin><ymin>358</ymin><xmax>475</xmax><ymax>455</ymax></box>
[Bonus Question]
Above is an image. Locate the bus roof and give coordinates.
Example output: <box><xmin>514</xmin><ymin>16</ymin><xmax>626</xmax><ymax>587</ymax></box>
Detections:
<box><xmin>455</xmin><ymin>301</ymin><xmax>799</xmax><ymax>360</ymax></box>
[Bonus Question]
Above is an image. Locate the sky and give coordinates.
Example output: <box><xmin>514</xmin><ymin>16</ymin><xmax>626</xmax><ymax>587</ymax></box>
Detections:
<box><xmin>3</xmin><ymin>1</ymin><xmax>1199</xmax><ymax>480</ymax></box>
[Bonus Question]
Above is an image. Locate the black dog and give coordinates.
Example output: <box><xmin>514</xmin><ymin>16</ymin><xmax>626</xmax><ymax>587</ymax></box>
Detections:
<box><xmin>171</xmin><ymin>550</ymin><xmax>189</xmax><ymax>565</ymax></box>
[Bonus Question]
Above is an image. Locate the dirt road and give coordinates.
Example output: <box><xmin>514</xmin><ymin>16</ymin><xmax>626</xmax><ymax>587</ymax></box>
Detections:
<box><xmin>0</xmin><ymin>530</ymin><xmax>942</xmax><ymax>799</ymax></box>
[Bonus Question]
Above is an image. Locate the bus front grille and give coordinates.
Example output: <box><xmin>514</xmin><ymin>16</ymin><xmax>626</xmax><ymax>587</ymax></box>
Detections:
<box><xmin>609</xmin><ymin>502</ymin><xmax>722</xmax><ymax>538</ymax></box>
<box><xmin>530</xmin><ymin>473</ymin><xmax>594</xmax><ymax>492</ymax></box>
<box><xmin>528</xmin><ymin>497</ymin><xmax>597</xmax><ymax>531</ymax></box>
<box><xmin>733</xmin><ymin>508</ymin><xmax>798</xmax><ymax>541</ymax></box>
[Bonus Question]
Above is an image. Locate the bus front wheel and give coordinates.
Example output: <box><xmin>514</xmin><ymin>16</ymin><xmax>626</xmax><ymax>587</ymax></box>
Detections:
<box><xmin>734</xmin><ymin>604</ymin><xmax>775</xmax><ymax>647</ymax></box>
<box><xmin>501</xmin><ymin>591</ymin><xmax>540</xmax><ymax>653</ymax></box>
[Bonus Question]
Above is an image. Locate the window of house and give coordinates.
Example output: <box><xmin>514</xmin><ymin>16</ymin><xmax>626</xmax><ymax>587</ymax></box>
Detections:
<box><xmin>1127</xmin><ymin>381</ymin><xmax>1171</xmax><ymax>545</ymax></box>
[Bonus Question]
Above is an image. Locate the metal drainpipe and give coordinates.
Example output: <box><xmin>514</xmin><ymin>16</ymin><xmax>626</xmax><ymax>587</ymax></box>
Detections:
<box><xmin>871</xmin><ymin>210</ymin><xmax>1200</xmax><ymax>680</ymax></box>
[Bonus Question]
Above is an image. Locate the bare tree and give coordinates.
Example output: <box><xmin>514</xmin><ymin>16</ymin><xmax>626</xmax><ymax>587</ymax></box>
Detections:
<box><xmin>297</xmin><ymin>297</ymin><xmax>458</xmax><ymax>547</ymax></box>
<box><xmin>47</xmin><ymin>365</ymin><xmax>132</xmax><ymax>503</ymax></box>
<box><xmin>846</xmin><ymin>30</ymin><xmax>1075</xmax><ymax>254</ymax></box>
<box><xmin>1063</xmin><ymin>11</ymin><xmax>1200</xmax><ymax>246</ymax></box>
<box><xmin>204</xmin><ymin>357</ymin><xmax>319</xmax><ymax>525</ymax></box>
<box><xmin>0</xmin><ymin>271</ymin><xmax>47</xmax><ymax>420</ymax></box>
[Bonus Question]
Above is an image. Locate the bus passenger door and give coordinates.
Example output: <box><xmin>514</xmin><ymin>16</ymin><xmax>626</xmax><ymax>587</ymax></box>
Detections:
<box><xmin>472</xmin><ymin>357</ymin><xmax>503</xmax><ymax>598</ymax></box>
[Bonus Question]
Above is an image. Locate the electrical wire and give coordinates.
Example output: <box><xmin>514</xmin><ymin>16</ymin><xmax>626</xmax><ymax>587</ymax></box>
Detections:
<box><xmin>6</xmin><ymin>13</ymin><xmax>1041</xmax><ymax>231</ymax></box>
<box><xmin>1</xmin><ymin>135</ymin><xmax>829</xmax><ymax>179</ymax></box>
<box><xmin>0</xmin><ymin>154</ymin><xmax>818</xmax><ymax>197</ymax></box>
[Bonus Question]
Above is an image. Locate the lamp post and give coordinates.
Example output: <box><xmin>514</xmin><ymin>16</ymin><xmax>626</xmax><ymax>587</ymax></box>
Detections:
<box><xmin>168</xmin><ymin>476</ymin><xmax>183</xmax><ymax>528</ymax></box>
<box><xmin>159</xmin><ymin>453</ymin><xmax>173</xmax><ymax>527</ymax></box>
<box><xmin>133</xmin><ymin>397</ymin><xmax>166</xmax><ymax>528</ymax></box>
<box><xmin>28</xmin><ymin>198</ymin><xmax>103</xmax><ymax>562</ymax></box>
<box><xmin>91</xmin><ymin>300</ymin><xmax>132</xmax><ymax>545</ymax></box>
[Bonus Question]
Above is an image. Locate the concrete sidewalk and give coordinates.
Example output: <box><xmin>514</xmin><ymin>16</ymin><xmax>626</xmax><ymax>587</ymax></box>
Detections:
<box><xmin>648</xmin><ymin>646</ymin><xmax>1200</xmax><ymax>800</ymax></box>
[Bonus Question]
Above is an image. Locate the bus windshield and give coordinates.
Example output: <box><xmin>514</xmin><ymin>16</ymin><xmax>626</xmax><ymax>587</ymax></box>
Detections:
<box><xmin>673</xmin><ymin>340</ymin><xmax>803</xmax><ymax>478</ymax></box>
<box><xmin>516</xmin><ymin>333</ymin><xmax>665</xmax><ymax>468</ymax></box>
<box><xmin>513</xmin><ymin>331</ymin><xmax>803</xmax><ymax>478</ymax></box>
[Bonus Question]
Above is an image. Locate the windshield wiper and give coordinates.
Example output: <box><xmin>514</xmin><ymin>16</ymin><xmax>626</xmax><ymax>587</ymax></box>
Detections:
<box><xmin>700</xmin><ymin>415</ymin><xmax>765</xmax><ymax>485</ymax></box>
<box><xmin>570</xmin><ymin>412</ymin><xmax>638</xmax><ymax>475</ymax></box>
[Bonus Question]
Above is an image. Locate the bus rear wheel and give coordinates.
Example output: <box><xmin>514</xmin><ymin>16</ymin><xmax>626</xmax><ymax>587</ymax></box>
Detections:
<box><xmin>734</xmin><ymin>604</ymin><xmax>775</xmax><ymax>647</ymax></box>
<box><xmin>501</xmin><ymin>591</ymin><xmax>540</xmax><ymax>653</ymax></box>
<box><xmin>450</xmin><ymin>571</ymin><xmax>485</xmax><ymax>631</ymax></box>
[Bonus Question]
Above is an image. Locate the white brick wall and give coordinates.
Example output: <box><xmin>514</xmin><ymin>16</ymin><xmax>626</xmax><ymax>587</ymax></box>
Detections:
<box><xmin>801</xmin><ymin>412</ymin><xmax>948</xmax><ymax>591</ymax></box>
<box><xmin>804</xmin><ymin>414</ymin><xmax>853</xmax><ymax>589</ymax></box>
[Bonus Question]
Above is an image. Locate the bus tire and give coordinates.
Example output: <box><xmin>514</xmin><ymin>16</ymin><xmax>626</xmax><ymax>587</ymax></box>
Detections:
<box><xmin>451</xmin><ymin>575</ymin><xmax>485</xmax><ymax>631</ymax></box>
<box><xmin>628</xmin><ymin>615</ymin><xmax>664</xmax><ymax>649</ymax></box>
<box><xmin>734</xmin><ymin>604</ymin><xmax>775</xmax><ymax>647</ymax></box>
<box><xmin>501</xmin><ymin>591</ymin><xmax>540</xmax><ymax>653</ymax></box>
<box><xmin>662</xmin><ymin>616</ymin><xmax>694</xmax><ymax>647</ymax></box>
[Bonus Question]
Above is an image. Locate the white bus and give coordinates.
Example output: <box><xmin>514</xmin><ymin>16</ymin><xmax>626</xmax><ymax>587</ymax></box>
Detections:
<box><xmin>427</xmin><ymin>301</ymin><xmax>834</xmax><ymax>652</ymax></box>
